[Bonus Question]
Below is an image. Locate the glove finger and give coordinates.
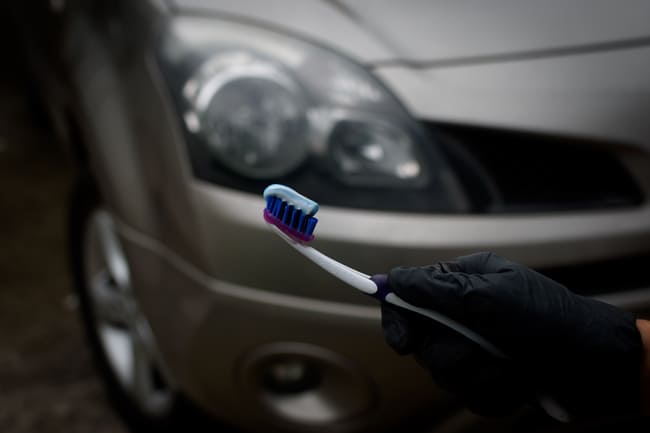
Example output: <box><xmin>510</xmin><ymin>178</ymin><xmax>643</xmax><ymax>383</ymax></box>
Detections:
<box><xmin>451</xmin><ymin>252</ymin><xmax>514</xmax><ymax>275</ymax></box>
<box><xmin>415</xmin><ymin>323</ymin><xmax>499</xmax><ymax>390</ymax></box>
<box><xmin>414</xmin><ymin>324</ymin><xmax>525</xmax><ymax>416</ymax></box>
<box><xmin>380</xmin><ymin>302</ymin><xmax>418</xmax><ymax>355</ymax></box>
<box><xmin>431</xmin><ymin>260</ymin><xmax>463</xmax><ymax>273</ymax></box>
<box><xmin>381</xmin><ymin>301</ymin><xmax>454</xmax><ymax>356</ymax></box>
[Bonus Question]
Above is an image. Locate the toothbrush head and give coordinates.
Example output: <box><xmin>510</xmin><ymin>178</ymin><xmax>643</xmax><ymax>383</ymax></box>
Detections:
<box><xmin>263</xmin><ymin>184</ymin><xmax>319</xmax><ymax>243</ymax></box>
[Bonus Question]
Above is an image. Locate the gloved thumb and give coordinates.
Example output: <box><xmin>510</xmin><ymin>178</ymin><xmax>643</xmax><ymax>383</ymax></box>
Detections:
<box><xmin>380</xmin><ymin>303</ymin><xmax>418</xmax><ymax>355</ymax></box>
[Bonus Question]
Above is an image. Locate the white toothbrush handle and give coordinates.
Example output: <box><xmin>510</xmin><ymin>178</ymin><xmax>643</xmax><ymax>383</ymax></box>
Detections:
<box><xmin>269</xmin><ymin>224</ymin><xmax>377</xmax><ymax>293</ymax></box>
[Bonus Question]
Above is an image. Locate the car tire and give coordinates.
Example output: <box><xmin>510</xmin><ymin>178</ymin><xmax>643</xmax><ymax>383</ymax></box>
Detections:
<box><xmin>68</xmin><ymin>173</ymin><xmax>221</xmax><ymax>433</ymax></box>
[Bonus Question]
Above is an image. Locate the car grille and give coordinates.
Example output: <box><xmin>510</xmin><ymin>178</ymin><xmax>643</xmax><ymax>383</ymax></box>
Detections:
<box><xmin>428</xmin><ymin>121</ymin><xmax>645</xmax><ymax>213</ymax></box>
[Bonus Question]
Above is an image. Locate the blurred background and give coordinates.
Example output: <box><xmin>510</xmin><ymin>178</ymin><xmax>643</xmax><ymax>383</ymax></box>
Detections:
<box><xmin>0</xmin><ymin>9</ymin><xmax>126</xmax><ymax>433</ymax></box>
<box><xmin>2</xmin><ymin>1</ymin><xmax>650</xmax><ymax>433</ymax></box>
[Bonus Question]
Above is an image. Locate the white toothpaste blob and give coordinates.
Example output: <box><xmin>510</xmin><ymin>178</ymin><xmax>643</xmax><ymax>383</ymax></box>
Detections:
<box><xmin>263</xmin><ymin>184</ymin><xmax>319</xmax><ymax>216</ymax></box>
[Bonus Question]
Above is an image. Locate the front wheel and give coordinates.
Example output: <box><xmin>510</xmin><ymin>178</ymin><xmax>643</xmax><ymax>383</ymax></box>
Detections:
<box><xmin>68</xmin><ymin>176</ymin><xmax>215</xmax><ymax>432</ymax></box>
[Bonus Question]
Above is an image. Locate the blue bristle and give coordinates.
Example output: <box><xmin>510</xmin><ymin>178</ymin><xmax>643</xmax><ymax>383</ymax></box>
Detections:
<box><xmin>283</xmin><ymin>205</ymin><xmax>293</xmax><ymax>224</ymax></box>
<box><xmin>295</xmin><ymin>210</ymin><xmax>303</xmax><ymax>229</ymax></box>
<box><xmin>306</xmin><ymin>217</ymin><xmax>317</xmax><ymax>235</ymax></box>
<box><xmin>298</xmin><ymin>212</ymin><xmax>306</xmax><ymax>232</ymax></box>
<box><xmin>272</xmin><ymin>199</ymin><xmax>282</xmax><ymax>216</ymax></box>
<box><xmin>278</xmin><ymin>201</ymin><xmax>287</xmax><ymax>219</ymax></box>
<box><xmin>266</xmin><ymin>196</ymin><xmax>274</xmax><ymax>210</ymax></box>
<box><xmin>290</xmin><ymin>208</ymin><xmax>299</xmax><ymax>228</ymax></box>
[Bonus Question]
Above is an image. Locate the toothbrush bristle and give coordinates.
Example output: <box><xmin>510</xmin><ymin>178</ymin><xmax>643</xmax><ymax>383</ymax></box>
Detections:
<box><xmin>264</xmin><ymin>193</ymin><xmax>318</xmax><ymax>243</ymax></box>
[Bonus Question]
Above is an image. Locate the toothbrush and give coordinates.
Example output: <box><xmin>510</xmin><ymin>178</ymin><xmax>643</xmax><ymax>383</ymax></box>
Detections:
<box><xmin>262</xmin><ymin>183</ymin><xmax>569</xmax><ymax>422</ymax></box>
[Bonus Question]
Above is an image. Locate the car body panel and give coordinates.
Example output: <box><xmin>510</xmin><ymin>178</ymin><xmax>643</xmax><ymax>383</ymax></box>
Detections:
<box><xmin>336</xmin><ymin>0</ymin><xmax>650</xmax><ymax>62</ymax></box>
<box><xmin>170</xmin><ymin>0</ymin><xmax>650</xmax><ymax>64</ymax></box>
<box><xmin>375</xmin><ymin>47</ymin><xmax>650</xmax><ymax>150</ymax></box>
<box><xmin>166</xmin><ymin>0</ymin><xmax>393</xmax><ymax>62</ymax></box>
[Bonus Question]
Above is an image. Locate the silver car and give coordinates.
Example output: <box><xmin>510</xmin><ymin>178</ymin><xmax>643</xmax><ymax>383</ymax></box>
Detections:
<box><xmin>13</xmin><ymin>0</ymin><xmax>650</xmax><ymax>431</ymax></box>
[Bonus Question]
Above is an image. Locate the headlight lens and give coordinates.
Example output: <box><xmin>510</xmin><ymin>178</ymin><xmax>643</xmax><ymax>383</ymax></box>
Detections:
<box><xmin>158</xmin><ymin>17</ymin><xmax>466</xmax><ymax>212</ymax></box>
<box><xmin>182</xmin><ymin>53</ymin><xmax>309</xmax><ymax>178</ymax></box>
<box><xmin>329</xmin><ymin>119</ymin><xmax>422</xmax><ymax>186</ymax></box>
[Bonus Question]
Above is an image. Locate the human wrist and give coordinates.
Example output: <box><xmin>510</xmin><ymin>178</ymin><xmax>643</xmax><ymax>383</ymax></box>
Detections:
<box><xmin>637</xmin><ymin>319</ymin><xmax>650</xmax><ymax>415</ymax></box>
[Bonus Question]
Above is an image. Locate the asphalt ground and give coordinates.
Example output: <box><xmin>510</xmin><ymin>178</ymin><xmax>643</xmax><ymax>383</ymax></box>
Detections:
<box><xmin>0</xmin><ymin>55</ymin><xmax>127</xmax><ymax>433</ymax></box>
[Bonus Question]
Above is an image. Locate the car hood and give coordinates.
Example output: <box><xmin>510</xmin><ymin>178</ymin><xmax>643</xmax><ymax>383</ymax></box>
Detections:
<box><xmin>169</xmin><ymin>0</ymin><xmax>650</xmax><ymax>65</ymax></box>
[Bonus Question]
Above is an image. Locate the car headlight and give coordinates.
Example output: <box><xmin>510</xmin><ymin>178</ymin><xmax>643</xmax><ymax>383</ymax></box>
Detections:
<box><xmin>157</xmin><ymin>17</ymin><xmax>466</xmax><ymax>212</ymax></box>
<box><xmin>182</xmin><ymin>52</ymin><xmax>309</xmax><ymax>178</ymax></box>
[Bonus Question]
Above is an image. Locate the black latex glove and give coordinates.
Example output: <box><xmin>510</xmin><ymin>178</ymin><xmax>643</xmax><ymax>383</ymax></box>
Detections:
<box><xmin>381</xmin><ymin>252</ymin><xmax>642</xmax><ymax>418</ymax></box>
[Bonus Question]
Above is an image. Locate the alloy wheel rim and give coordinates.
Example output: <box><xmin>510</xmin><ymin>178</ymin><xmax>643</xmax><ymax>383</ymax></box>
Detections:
<box><xmin>83</xmin><ymin>209</ymin><xmax>173</xmax><ymax>416</ymax></box>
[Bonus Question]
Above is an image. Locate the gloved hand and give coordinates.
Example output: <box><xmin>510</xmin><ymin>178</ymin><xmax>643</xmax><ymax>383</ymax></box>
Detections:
<box><xmin>381</xmin><ymin>252</ymin><xmax>642</xmax><ymax>418</ymax></box>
